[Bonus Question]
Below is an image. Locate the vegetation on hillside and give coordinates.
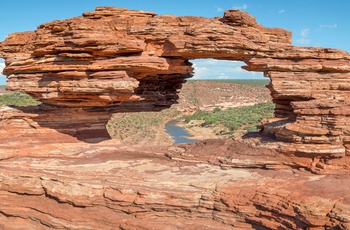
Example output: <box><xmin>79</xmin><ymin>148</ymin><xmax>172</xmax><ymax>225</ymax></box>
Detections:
<box><xmin>0</xmin><ymin>92</ymin><xmax>40</xmax><ymax>106</ymax></box>
<box><xmin>184</xmin><ymin>102</ymin><xmax>274</xmax><ymax>133</ymax></box>
<box><xmin>107</xmin><ymin>109</ymin><xmax>181</xmax><ymax>145</ymax></box>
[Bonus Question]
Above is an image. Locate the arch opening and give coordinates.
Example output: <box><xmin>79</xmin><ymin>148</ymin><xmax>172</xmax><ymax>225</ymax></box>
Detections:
<box><xmin>106</xmin><ymin>59</ymin><xmax>275</xmax><ymax>145</ymax></box>
<box><xmin>175</xmin><ymin>58</ymin><xmax>274</xmax><ymax>142</ymax></box>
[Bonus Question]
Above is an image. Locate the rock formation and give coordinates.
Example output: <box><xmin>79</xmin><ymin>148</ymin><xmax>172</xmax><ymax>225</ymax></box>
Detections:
<box><xmin>1</xmin><ymin>7</ymin><xmax>350</xmax><ymax>229</ymax></box>
<box><xmin>1</xmin><ymin>139</ymin><xmax>350</xmax><ymax>229</ymax></box>
<box><xmin>1</xmin><ymin>7</ymin><xmax>350</xmax><ymax>155</ymax></box>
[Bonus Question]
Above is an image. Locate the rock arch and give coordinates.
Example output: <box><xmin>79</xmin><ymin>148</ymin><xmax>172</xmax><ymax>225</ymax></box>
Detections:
<box><xmin>0</xmin><ymin>7</ymin><xmax>350</xmax><ymax>157</ymax></box>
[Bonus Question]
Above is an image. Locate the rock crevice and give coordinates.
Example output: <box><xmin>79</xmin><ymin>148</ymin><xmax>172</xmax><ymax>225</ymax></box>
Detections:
<box><xmin>0</xmin><ymin>140</ymin><xmax>350</xmax><ymax>229</ymax></box>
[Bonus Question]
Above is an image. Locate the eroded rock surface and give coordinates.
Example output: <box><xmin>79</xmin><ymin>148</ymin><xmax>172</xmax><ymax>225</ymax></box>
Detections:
<box><xmin>1</xmin><ymin>7</ymin><xmax>350</xmax><ymax>154</ymax></box>
<box><xmin>0</xmin><ymin>139</ymin><xmax>350</xmax><ymax>229</ymax></box>
<box><xmin>1</xmin><ymin>7</ymin><xmax>350</xmax><ymax>229</ymax></box>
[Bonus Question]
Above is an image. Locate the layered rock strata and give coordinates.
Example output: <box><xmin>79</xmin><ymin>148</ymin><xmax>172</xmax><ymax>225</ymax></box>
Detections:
<box><xmin>1</xmin><ymin>7</ymin><xmax>350</xmax><ymax>229</ymax></box>
<box><xmin>1</xmin><ymin>7</ymin><xmax>350</xmax><ymax>154</ymax></box>
<box><xmin>0</xmin><ymin>139</ymin><xmax>350</xmax><ymax>229</ymax></box>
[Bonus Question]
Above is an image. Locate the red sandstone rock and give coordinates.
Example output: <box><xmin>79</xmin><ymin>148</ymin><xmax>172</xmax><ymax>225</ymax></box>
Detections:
<box><xmin>0</xmin><ymin>139</ymin><xmax>349</xmax><ymax>229</ymax></box>
<box><xmin>1</xmin><ymin>7</ymin><xmax>350</xmax><ymax>155</ymax></box>
<box><xmin>1</xmin><ymin>7</ymin><xmax>350</xmax><ymax>229</ymax></box>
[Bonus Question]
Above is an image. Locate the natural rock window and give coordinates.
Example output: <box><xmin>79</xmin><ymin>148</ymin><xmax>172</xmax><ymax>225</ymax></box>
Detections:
<box><xmin>0</xmin><ymin>7</ymin><xmax>349</xmax><ymax>156</ymax></box>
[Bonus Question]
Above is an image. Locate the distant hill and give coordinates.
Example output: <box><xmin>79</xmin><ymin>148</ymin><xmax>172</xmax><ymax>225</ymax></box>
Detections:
<box><xmin>190</xmin><ymin>79</ymin><xmax>270</xmax><ymax>87</ymax></box>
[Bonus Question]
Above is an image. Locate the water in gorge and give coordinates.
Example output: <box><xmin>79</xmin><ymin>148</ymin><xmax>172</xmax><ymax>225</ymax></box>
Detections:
<box><xmin>165</xmin><ymin>120</ymin><xmax>198</xmax><ymax>144</ymax></box>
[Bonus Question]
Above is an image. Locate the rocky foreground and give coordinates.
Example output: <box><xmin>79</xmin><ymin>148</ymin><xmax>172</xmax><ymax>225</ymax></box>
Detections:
<box><xmin>0</xmin><ymin>138</ymin><xmax>350</xmax><ymax>229</ymax></box>
<box><xmin>1</xmin><ymin>6</ymin><xmax>350</xmax><ymax>229</ymax></box>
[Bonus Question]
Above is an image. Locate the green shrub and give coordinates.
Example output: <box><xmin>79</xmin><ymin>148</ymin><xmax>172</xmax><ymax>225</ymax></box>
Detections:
<box><xmin>0</xmin><ymin>92</ymin><xmax>40</xmax><ymax>106</ymax></box>
<box><xmin>183</xmin><ymin>102</ymin><xmax>274</xmax><ymax>132</ymax></box>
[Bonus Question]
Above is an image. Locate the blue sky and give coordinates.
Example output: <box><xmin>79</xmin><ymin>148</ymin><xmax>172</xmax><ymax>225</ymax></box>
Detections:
<box><xmin>1</xmin><ymin>0</ymin><xmax>349</xmax><ymax>84</ymax></box>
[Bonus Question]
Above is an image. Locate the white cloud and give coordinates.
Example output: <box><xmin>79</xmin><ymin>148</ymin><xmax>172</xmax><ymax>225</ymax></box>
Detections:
<box><xmin>278</xmin><ymin>9</ymin><xmax>285</xmax><ymax>14</ymax></box>
<box><xmin>218</xmin><ymin>73</ymin><xmax>229</xmax><ymax>79</ymax></box>
<box><xmin>300</xmin><ymin>28</ymin><xmax>310</xmax><ymax>37</ymax></box>
<box><xmin>0</xmin><ymin>61</ymin><xmax>6</xmax><ymax>85</ymax></box>
<box><xmin>215</xmin><ymin>6</ymin><xmax>224</xmax><ymax>12</ymax></box>
<box><xmin>0</xmin><ymin>62</ymin><xmax>5</xmax><ymax>75</ymax></box>
<box><xmin>191</xmin><ymin>62</ymin><xmax>208</xmax><ymax>79</ymax></box>
<box><xmin>319</xmin><ymin>23</ymin><xmax>337</xmax><ymax>29</ymax></box>
<box><xmin>295</xmin><ymin>28</ymin><xmax>311</xmax><ymax>45</ymax></box>
<box><xmin>191</xmin><ymin>59</ymin><xmax>264</xmax><ymax>80</ymax></box>
<box><xmin>232</xmin><ymin>3</ymin><xmax>248</xmax><ymax>10</ymax></box>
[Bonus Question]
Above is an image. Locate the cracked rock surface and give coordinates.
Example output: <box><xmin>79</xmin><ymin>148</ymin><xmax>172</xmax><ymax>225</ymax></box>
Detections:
<box><xmin>0</xmin><ymin>139</ymin><xmax>350</xmax><ymax>229</ymax></box>
<box><xmin>1</xmin><ymin>7</ymin><xmax>350</xmax><ymax>229</ymax></box>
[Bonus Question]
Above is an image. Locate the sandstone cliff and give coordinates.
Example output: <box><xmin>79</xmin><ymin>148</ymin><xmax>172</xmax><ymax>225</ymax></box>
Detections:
<box><xmin>1</xmin><ymin>7</ymin><xmax>350</xmax><ymax>229</ymax></box>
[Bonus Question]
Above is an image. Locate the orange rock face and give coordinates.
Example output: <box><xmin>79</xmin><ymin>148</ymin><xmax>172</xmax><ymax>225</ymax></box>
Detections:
<box><xmin>0</xmin><ymin>139</ymin><xmax>350</xmax><ymax>229</ymax></box>
<box><xmin>1</xmin><ymin>7</ymin><xmax>350</xmax><ymax>156</ymax></box>
<box><xmin>1</xmin><ymin>7</ymin><xmax>350</xmax><ymax>229</ymax></box>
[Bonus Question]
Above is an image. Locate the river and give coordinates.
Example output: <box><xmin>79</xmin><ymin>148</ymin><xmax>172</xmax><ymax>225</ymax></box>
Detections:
<box><xmin>165</xmin><ymin>120</ymin><xmax>198</xmax><ymax>144</ymax></box>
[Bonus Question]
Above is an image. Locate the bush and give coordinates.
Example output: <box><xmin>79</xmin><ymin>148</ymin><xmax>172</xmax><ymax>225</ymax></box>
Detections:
<box><xmin>183</xmin><ymin>102</ymin><xmax>274</xmax><ymax>132</ymax></box>
<box><xmin>0</xmin><ymin>92</ymin><xmax>40</xmax><ymax>107</ymax></box>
